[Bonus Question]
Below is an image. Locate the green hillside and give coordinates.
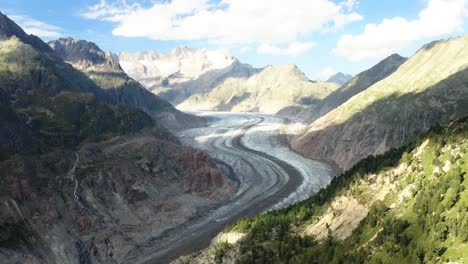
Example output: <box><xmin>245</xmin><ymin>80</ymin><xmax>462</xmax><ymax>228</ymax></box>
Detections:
<box><xmin>0</xmin><ymin>22</ymin><xmax>154</xmax><ymax>159</ymax></box>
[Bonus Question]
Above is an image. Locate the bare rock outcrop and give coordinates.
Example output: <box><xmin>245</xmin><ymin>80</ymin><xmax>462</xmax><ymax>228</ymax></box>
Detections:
<box><xmin>0</xmin><ymin>132</ymin><xmax>237</xmax><ymax>263</ymax></box>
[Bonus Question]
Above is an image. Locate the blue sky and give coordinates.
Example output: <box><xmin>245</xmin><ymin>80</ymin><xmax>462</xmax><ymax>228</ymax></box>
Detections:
<box><xmin>1</xmin><ymin>0</ymin><xmax>467</xmax><ymax>79</ymax></box>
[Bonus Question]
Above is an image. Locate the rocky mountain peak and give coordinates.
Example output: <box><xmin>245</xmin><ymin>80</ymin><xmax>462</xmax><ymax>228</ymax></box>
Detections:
<box><xmin>379</xmin><ymin>53</ymin><xmax>406</xmax><ymax>66</ymax></box>
<box><xmin>171</xmin><ymin>45</ymin><xmax>197</xmax><ymax>56</ymax></box>
<box><xmin>117</xmin><ymin>46</ymin><xmax>236</xmax><ymax>90</ymax></box>
<box><xmin>48</xmin><ymin>37</ymin><xmax>120</xmax><ymax>70</ymax></box>
<box><xmin>0</xmin><ymin>11</ymin><xmax>53</xmax><ymax>53</ymax></box>
<box><xmin>326</xmin><ymin>72</ymin><xmax>352</xmax><ymax>85</ymax></box>
<box><xmin>263</xmin><ymin>64</ymin><xmax>310</xmax><ymax>81</ymax></box>
<box><xmin>119</xmin><ymin>50</ymin><xmax>160</xmax><ymax>61</ymax></box>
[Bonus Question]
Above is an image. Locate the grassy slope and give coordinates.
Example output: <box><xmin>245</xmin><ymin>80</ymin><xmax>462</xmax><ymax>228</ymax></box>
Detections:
<box><xmin>216</xmin><ymin>116</ymin><xmax>467</xmax><ymax>264</ymax></box>
<box><xmin>177</xmin><ymin>64</ymin><xmax>339</xmax><ymax>114</ymax></box>
<box><xmin>318</xmin><ymin>54</ymin><xmax>407</xmax><ymax>118</ymax></box>
<box><xmin>278</xmin><ymin>54</ymin><xmax>407</xmax><ymax>122</ymax></box>
<box><xmin>314</xmin><ymin>36</ymin><xmax>467</xmax><ymax>126</ymax></box>
<box><xmin>292</xmin><ymin>35</ymin><xmax>468</xmax><ymax>171</ymax></box>
<box><xmin>0</xmin><ymin>37</ymin><xmax>104</xmax><ymax>97</ymax></box>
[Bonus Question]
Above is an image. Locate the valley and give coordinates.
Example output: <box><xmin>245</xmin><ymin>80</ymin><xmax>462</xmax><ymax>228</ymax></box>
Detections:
<box><xmin>124</xmin><ymin>111</ymin><xmax>334</xmax><ymax>263</ymax></box>
<box><xmin>0</xmin><ymin>3</ymin><xmax>467</xmax><ymax>263</ymax></box>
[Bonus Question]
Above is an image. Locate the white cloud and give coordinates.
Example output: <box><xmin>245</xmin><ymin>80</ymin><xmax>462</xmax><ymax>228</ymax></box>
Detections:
<box><xmin>340</xmin><ymin>0</ymin><xmax>358</xmax><ymax>11</ymax></box>
<box><xmin>257</xmin><ymin>42</ymin><xmax>316</xmax><ymax>56</ymax></box>
<box><xmin>315</xmin><ymin>66</ymin><xmax>337</xmax><ymax>81</ymax></box>
<box><xmin>81</xmin><ymin>0</ymin><xmax>362</xmax><ymax>53</ymax></box>
<box><xmin>8</xmin><ymin>14</ymin><xmax>62</xmax><ymax>38</ymax></box>
<box><xmin>334</xmin><ymin>0</ymin><xmax>468</xmax><ymax>61</ymax></box>
<box><xmin>239</xmin><ymin>46</ymin><xmax>251</xmax><ymax>53</ymax></box>
<box><xmin>80</xmin><ymin>0</ymin><xmax>142</xmax><ymax>22</ymax></box>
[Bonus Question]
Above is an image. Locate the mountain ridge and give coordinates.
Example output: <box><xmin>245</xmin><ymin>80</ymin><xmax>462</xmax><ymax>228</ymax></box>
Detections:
<box><xmin>118</xmin><ymin>47</ymin><xmax>236</xmax><ymax>91</ymax></box>
<box><xmin>48</xmin><ymin>37</ymin><xmax>204</xmax><ymax>131</ymax></box>
<box><xmin>326</xmin><ymin>72</ymin><xmax>352</xmax><ymax>85</ymax></box>
<box><xmin>177</xmin><ymin>63</ymin><xmax>340</xmax><ymax>114</ymax></box>
<box><xmin>0</xmin><ymin>11</ymin><xmax>53</xmax><ymax>53</ymax></box>
<box><xmin>278</xmin><ymin>53</ymin><xmax>407</xmax><ymax>122</ymax></box>
<box><xmin>292</xmin><ymin>35</ymin><xmax>468</xmax><ymax>172</ymax></box>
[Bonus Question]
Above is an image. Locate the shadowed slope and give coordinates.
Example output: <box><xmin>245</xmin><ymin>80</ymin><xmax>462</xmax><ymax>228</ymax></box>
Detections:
<box><xmin>278</xmin><ymin>54</ymin><xmax>407</xmax><ymax>122</ymax></box>
<box><xmin>293</xmin><ymin>35</ymin><xmax>468</xmax><ymax>172</ymax></box>
<box><xmin>48</xmin><ymin>37</ymin><xmax>204</xmax><ymax>131</ymax></box>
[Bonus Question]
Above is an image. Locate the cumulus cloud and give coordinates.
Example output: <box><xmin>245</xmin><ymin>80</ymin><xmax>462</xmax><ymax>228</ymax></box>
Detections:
<box><xmin>80</xmin><ymin>0</ymin><xmax>142</xmax><ymax>22</ymax></box>
<box><xmin>334</xmin><ymin>0</ymin><xmax>468</xmax><ymax>61</ymax></box>
<box><xmin>257</xmin><ymin>42</ymin><xmax>316</xmax><ymax>56</ymax></box>
<box><xmin>81</xmin><ymin>0</ymin><xmax>362</xmax><ymax>55</ymax></box>
<box><xmin>8</xmin><ymin>14</ymin><xmax>62</xmax><ymax>38</ymax></box>
<box><xmin>315</xmin><ymin>66</ymin><xmax>337</xmax><ymax>81</ymax></box>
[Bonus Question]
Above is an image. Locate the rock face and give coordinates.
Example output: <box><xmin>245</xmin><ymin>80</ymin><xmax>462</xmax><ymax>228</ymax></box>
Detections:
<box><xmin>0</xmin><ymin>12</ymin><xmax>236</xmax><ymax>264</ymax></box>
<box><xmin>326</xmin><ymin>72</ymin><xmax>352</xmax><ymax>85</ymax></box>
<box><xmin>292</xmin><ymin>35</ymin><xmax>468</xmax><ymax>172</ymax></box>
<box><xmin>117</xmin><ymin>47</ymin><xmax>256</xmax><ymax>105</ymax></box>
<box><xmin>48</xmin><ymin>38</ymin><xmax>204</xmax><ymax>131</ymax></box>
<box><xmin>49</xmin><ymin>37</ymin><xmax>120</xmax><ymax>70</ymax></box>
<box><xmin>0</xmin><ymin>133</ymin><xmax>236</xmax><ymax>264</ymax></box>
<box><xmin>178</xmin><ymin>64</ymin><xmax>340</xmax><ymax>114</ymax></box>
<box><xmin>155</xmin><ymin>59</ymin><xmax>258</xmax><ymax>105</ymax></box>
<box><xmin>119</xmin><ymin>47</ymin><xmax>236</xmax><ymax>89</ymax></box>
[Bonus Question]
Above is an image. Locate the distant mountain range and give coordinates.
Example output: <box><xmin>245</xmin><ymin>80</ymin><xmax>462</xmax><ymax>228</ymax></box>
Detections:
<box><xmin>326</xmin><ymin>72</ymin><xmax>352</xmax><ymax>85</ymax></box>
<box><xmin>118</xmin><ymin>47</ymin><xmax>236</xmax><ymax>89</ymax></box>
<box><xmin>178</xmin><ymin>64</ymin><xmax>339</xmax><ymax>114</ymax></box>
<box><xmin>117</xmin><ymin>48</ymin><xmax>342</xmax><ymax>113</ymax></box>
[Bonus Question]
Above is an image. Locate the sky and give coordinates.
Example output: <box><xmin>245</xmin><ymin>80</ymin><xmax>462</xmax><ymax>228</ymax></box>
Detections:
<box><xmin>1</xmin><ymin>0</ymin><xmax>467</xmax><ymax>80</ymax></box>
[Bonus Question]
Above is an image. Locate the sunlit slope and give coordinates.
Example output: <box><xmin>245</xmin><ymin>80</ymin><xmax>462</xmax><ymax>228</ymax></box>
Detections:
<box><xmin>293</xmin><ymin>35</ymin><xmax>468</xmax><ymax>171</ymax></box>
<box><xmin>178</xmin><ymin>64</ymin><xmax>339</xmax><ymax>114</ymax></box>
<box><xmin>278</xmin><ymin>54</ymin><xmax>406</xmax><ymax>122</ymax></box>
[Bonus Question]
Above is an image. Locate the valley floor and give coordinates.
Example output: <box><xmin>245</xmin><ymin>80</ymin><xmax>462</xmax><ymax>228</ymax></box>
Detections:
<box><xmin>128</xmin><ymin>111</ymin><xmax>334</xmax><ymax>263</ymax></box>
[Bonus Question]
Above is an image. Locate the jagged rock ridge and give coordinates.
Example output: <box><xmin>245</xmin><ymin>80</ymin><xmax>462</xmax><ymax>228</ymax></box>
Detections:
<box><xmin>48</xmin><ymin>37</ymin><xmax>203</xmax><ymax>131</ymax></box>
<box><xmin>119</xmin><ymin>47</ymin><xmax>236</xmax><ymax>88</ymax></box>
